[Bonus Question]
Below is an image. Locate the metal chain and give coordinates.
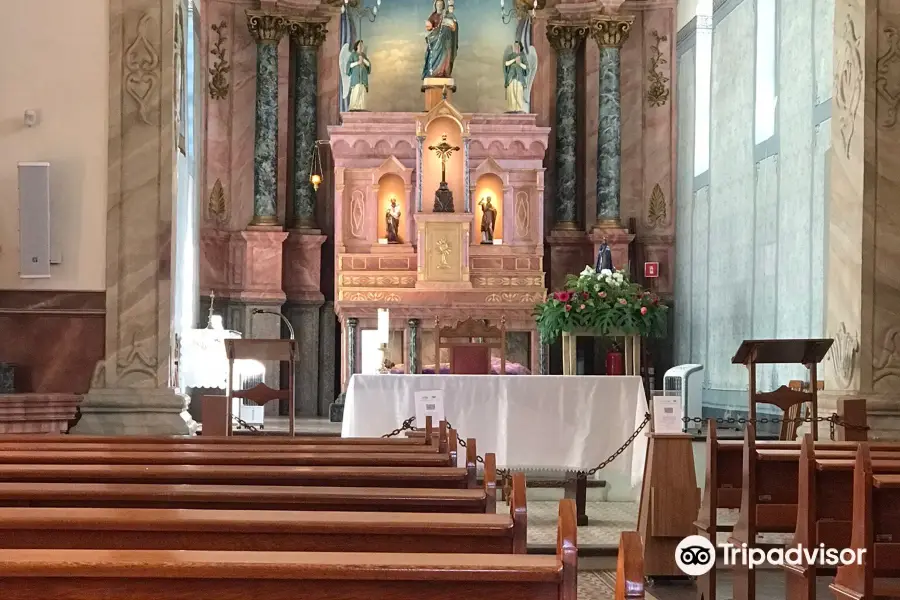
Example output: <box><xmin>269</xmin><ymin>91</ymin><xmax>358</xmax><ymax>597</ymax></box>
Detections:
<box><xmin>381</xmin><ymin>416</ymin><xmax>417</xmax><ymax>438</ymax></box>
<box><xmin>582</xmin><ymin>411</ymin><xmax>652</xmax><ymax>476</ymax></box>
<box><xmin>231</xmin><ymin>415</ymin><xmax>260</xmax><ymax>433</ymax></box>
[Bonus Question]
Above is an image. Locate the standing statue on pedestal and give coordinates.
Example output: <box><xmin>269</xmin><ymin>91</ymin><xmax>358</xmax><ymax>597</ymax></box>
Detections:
<box><xmin>479</xmin><ymin>196</ymin><xmax>497</xmax><ymax>244</ymax></box>
<box><xmin>340</xmin><ymin>40</ymin><xmax>372</xmax><ymax>112</ymax></box>
<box><xmin>422</xmin><ymin>0</ymin><xmax>458</xmax><ymax>79</ymax></box>
<box><xmin>386</xmin><ymin>198</ymin><xmax>401</xmax><ymax>243</ymax></box>
<box><xmin>595</xmin><ymin>238</ymin><xmax>614</xmax><ymax>272</ymax></box>
<box><xmin>502</xmin><ymin>39</ymin><xmax>538</xmax><ymax>113</ymax></box>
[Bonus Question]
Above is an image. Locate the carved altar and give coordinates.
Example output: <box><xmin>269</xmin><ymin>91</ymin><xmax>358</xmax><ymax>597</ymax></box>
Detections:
<box><xmin>329</xmin><ymin>100</ymin><xmax>550</xmax><ymax>386</ymax></box>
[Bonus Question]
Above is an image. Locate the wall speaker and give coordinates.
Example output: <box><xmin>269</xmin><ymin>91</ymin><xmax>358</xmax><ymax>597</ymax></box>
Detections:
<box><xmin>17</xmin><ymin>162</ymin><xmax>51</xmax><ymax>279</ymax></box>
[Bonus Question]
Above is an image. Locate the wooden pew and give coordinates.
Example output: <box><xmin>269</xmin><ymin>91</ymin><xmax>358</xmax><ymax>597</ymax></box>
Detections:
<box><xmin>830</xmin><ymin>445</ymin><xmax>900</xmax><ymax>600</ymax></box>
<box><xmin>0</xmin><ymin>498</ymin><xmax>577</xmax><ymax>600</ymax></box>
<box><xmin>0</xmin><ymin>472</ymin><xmax>526</xmax><ymax>553</ymax></box>
<box><xmin>616</xmin><ymin>531</ymin><xmax>645</xmax><ymax>599</ymax></box>
<box><xmin>727</xmin><ymin>427</ymin><xmax>900</xmax><ymax>600</ymax></box>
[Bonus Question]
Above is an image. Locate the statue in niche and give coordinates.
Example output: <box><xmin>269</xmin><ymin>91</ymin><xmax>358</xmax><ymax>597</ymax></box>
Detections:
<box><xmin>340</xmin><ymin>39</ymin><xmax>372</xmax><ymax>111</ymax></box>
<box><xmin>595</xmin><ymin>238</ymin><xmax>614</xmax><ymax>272</ymax></box>
<box><xmin>386</xmin><ymin>198</ymin><xmax>401</xmax><ymax>243</ymax></box>
<box><xmin>422</xmin><ymin>0</ymin><xmax>458</xmax><ymax>80</ymax></box>
<box><xmin>479</xmin><ymin>196</ymin><xmax>497</xmax><ymax>244</ymax></box>
<box><xmin>502</xmin><ymin>39</ymin><xmax>537</xmax><ymax>113</ymax></box>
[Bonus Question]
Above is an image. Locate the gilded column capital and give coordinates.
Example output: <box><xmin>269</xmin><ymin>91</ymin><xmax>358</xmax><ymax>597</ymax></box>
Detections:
<box><xmin>246</xmin><ymin>10</ymin><xmax>288</xmax><ymax>44</ymax></box>
<box><xmin>591</xmin><ymin>14</ymin><xmax>634</xmax><ymax>48</ymax></box>
<box><xmin>288</xmin><ymin>20</ymin><xmax>328</xmax><ymax>47</ymax></box>
<box><xmin>546</xmin><ymin>21</ymin><xmax>590</xmax><ymax>52</ymax></box>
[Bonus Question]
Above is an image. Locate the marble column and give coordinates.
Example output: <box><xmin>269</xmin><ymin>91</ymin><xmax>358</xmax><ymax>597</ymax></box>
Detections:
<box><xmin>546</xmin><ymin>22</ymin><xmax>588</xmax><ymax>228</ymax></box>
<box><xmin>539</xmin><ymin>342</ymin><xmax>549</xmax><ymax>375</ymax></box>
<box><xmin>74</xmin><ymin>0</ymin><xmax>195</xmax><ymax>434</ymax></box>
<box><xmin>319</xmin><ymin>301</ymin><xmax>337</xmax><ymax>413</ymax></box>
<box><xmin>346</xmin><ymin>318</ymin><xmax>359</xmax><ymax>381</ymax></box>
<box><xmin>407</xmin><ymin>319</ymin><xmax>420</xmax><ymax>374</ymax></box>
<box><xmin>247</xmin><ymin>11</ymin><xmax>287</xmax><ymax>226</ymax></box>
<box><xmin>591</xmin><ymin>15</ymin><xmax>634</xmax><ymax>227</ymax></box>
<box><xmin>817</xmin><ymin>0</ymin><xmax>900</xmax><ymax>440</ymax></box>
<box><xmin>288</xmin><ymin>20</ymin><xmax>327</xmax><ymax>230</ymax></box>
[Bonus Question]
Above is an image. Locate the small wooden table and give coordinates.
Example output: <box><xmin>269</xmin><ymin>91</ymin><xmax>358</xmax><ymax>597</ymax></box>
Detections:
<box><xmin>561</xmin><ymin>329</ymin><xmax>641</xmax><ymax>376</ymax></box>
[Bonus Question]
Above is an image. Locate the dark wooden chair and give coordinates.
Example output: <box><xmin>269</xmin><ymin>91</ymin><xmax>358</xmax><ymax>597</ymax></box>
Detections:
<box><xmin>225</xmin><ymin>339</ymin><xmax>297</xmax><ymax>436</ymax></box>
<box><xmin>434</xmin><ymin>317</ymin><xmax>506</xmax><ymax>375</ymax></box>
<box><xmin>783</xmin><ymin>379</ymin><xmax>824</xmax><ymax>441</ymax></box>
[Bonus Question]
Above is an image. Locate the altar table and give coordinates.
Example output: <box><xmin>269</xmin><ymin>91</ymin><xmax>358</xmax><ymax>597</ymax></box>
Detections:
<box><xmin>342</xmin><ymin>375</ymin><xmax>648</xmax><ymax>486</ymax></box>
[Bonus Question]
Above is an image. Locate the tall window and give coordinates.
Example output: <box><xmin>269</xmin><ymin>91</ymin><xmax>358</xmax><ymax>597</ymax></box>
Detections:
<box><xmin>755</xmin><ymin>0</ymin><xmax>777</xmax><ymax>143</ymax></box>
<box><xmin>693</xmin><ymin>0</ymin><xmax>713</xmax><ymax>176</ymax></box>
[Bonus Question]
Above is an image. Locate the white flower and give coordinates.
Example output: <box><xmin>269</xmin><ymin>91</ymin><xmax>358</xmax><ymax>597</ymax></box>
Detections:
<box><xmin>600</xmin><ymin>269</ymin><xmax>612</xmax><ymax>277</ymax></box>
<box><xmin>580</xmin><ymin>266</ymin><xmax>596</xmax><ymax>278</ymax></box>
<box><xmin>613</xmin><ymin>272</ymin><xmax>624</xmax><ymax>281</ymax></box>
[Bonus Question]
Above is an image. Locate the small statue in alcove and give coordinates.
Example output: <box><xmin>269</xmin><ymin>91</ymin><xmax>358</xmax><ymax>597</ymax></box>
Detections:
<box><xmin>385</xmin><ymin>198</ymin><xmax>401</xmax><ymax>243</ymax></box>
<box><xmin>479</xmin><ymin>196</ymin><xmax>497</xmax><ymax>244</ymax></box>
<box><xmin>595</xmin><ymin>238</ymin><xmax>614</xmax><ymax>271</ymax></box>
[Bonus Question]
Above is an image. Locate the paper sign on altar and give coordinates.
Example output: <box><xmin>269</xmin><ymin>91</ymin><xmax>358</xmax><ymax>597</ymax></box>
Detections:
<box><xmin>414</xmin><ymin>390</ymin><xmax>445</xmax><ymax>428</ymax></box>
<box><xmin>652</xmin><ymin>395</ymin><xmax>683</xmax><ymax>434</ymax></box>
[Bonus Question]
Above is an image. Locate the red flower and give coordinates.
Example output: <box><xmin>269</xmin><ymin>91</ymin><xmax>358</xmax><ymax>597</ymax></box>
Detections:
<box><xmin>618</xmin><ymin>298</ymin><xmax>627</xmax><ymax>305</ymax></box>
<box><xmin>641</xmin><ymin>306</ymin><xmax>648</xmax><ymax>315</ymax></box>
<box><xmin>582</xmin><ymin>292</ymin><xmax>590</xmax><ymax>299</ymax></box>
<box><xmin>579</xmin><ymin>304</ymin><xmax>586</xmax><ymax>310</ymax></box>
<box><xmin>599</xmin><ymin>291</ymin><xmax>607</xmax><ymax>298</ymax></box>
<box><xmin>554</xmin><ymin>291</ymin><xmax>572</xmax><ymax>302</ymax></box>
<box><xmin>565</xmin><ymin>304</ymin><xmax>572</xmax><ymax>312</ymax></box>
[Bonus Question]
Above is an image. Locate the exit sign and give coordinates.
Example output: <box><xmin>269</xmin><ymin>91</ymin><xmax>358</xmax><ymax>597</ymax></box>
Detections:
<box><xmin>644</xmin><ymin>262</ymin><xmax>660</xmax><ymax>278</ymax></box>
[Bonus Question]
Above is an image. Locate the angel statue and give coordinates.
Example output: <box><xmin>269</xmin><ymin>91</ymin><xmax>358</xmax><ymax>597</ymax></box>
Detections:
<box><xmin>339</xmin><ymin>39</ymin><xmax>372</xmax><ymax>111</ymax></box>
<box><xmin>503</xmin><ymin>40</ymin><xmax>537</xmax><ymax>113</ymax></box>
<box><xmin>422</xmin><ymin>0</ymin><xmax>459</xmax><ymax>80</ymax></box>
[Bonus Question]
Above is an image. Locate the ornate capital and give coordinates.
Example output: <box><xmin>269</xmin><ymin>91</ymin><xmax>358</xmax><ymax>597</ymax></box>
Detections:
<box><xmin>246</xmin><ymin>10</ymin><xmax>287</xmax><ymax>44</ymax></box>
<box><xmin>288</xmin><ymin>20</ymin><xmax>328</xmax><ymax>47</ymax></box>
<box><xmin>591</xmin><ymin>15</ymin><xmax>634</xmax><ymax>48</ymax></box>
<box><xmin>546</xmin><ymin>21</ymin><xmax>590</xmax><ymax>52</ymax></box>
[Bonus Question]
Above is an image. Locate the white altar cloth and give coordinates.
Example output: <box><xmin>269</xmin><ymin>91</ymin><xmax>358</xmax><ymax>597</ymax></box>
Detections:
<box><xmin>342</xmin><ymin>374</ymin><xmax>649</xmax><ymax>486</ymax></box>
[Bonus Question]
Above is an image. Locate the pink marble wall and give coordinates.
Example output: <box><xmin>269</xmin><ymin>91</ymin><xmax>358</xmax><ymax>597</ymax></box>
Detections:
<box><xmin>619</xmin><ymin>12</ymin><xmax>645</xmax><ymax>229</ymax></box>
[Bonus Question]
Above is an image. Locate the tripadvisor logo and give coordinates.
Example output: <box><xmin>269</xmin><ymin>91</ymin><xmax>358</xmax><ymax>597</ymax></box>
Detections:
<box><xmin>675</xmin><ymin>535</ymin><xmax>866</xmax><ymax>576</ymax></box>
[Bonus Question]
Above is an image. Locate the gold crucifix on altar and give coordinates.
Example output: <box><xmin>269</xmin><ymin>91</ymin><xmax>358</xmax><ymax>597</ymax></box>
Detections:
<box><xmin>428</xmin><ymin>134</ymin><xmax>460</xmax><ymax>213</ymax></box>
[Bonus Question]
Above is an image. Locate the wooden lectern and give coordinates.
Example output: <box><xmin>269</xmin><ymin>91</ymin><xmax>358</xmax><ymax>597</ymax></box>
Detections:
<box><xmin>731</xmin><ymin>339</ymin><xmax>833</xmax><ymax>441</ymax></box>
<box><xmin>225</xmin><ymin>339</ymin><xmax>298</xmax><ymax>436</ymax></box>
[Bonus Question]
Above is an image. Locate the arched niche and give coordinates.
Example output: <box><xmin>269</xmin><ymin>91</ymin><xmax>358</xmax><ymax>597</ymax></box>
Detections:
<box><xmin>371</xmin><ymin>156</ymin><xmax>413</xmax><ymax>246</ymax></box>
<box><xmin>422</xmin><ymin>116</ymin><xmax>465</xmax><ymax>214</ymax></box>
<box><xmin>474</xmin><ymin>173</ymin><xmax>504</xmax><ymax>244</ymax></box>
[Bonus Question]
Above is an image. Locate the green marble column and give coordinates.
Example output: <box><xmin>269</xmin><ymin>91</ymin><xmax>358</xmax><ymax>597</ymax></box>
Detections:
<box><xmin>546</xmin><ymin>23</ymin><xmax>588</xmax><ymax>229</ymax></box>
<box><xmin>347</xmin><ymin>317</ymin><xmax>359</xmax><ymax>378</ymax></box>
<box><xmin>407</xmin><ymin>319</ymin><xmax>420</xmax><ymax>374</ymax></box>
<box><xmin>591</xmin><ymin>15</ymin><xmax>633</xmax><ymax>226</ymax></box>
<box><xmin>288</xmin><ymin>20</ymin><xmax>327</xmax><ymax>230</ymax></box>
<box><xmin>247</xmin><ymin>11</ymin><xmax>287</xmax><ymax>226</ymax></box>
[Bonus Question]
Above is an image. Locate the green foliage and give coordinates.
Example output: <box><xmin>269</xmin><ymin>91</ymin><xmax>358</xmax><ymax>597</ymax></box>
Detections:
<box><xmin>534</xmin><ymin>266</ymin><xmax>669</xmax><ymax>344</ymax></box>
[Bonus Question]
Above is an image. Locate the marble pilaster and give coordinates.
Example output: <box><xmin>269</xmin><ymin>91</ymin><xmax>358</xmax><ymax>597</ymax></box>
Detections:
<box><xmin>288</xmin><ymin>20</ymin><xmax>327</xmax><ymax>230</ymax></box>
<box><xmin>591</xmin><ymin>15</ymin><xmax>634</xmax><ymax>227</ymax></box>
<box><xmin>539</xmin><ymin>341</ymin><xmax>549</xmax><ymax>375</ymax></box>
<box><xmin>407</xmin><ymin>319</ymin><xmax>420</xmax><ymax>374</ymax></box>
<box><xmin>546</xmin><ymin>22</ymin><xmax>588</xmax><ymax>228</ymax></box>
<box><xmin>74</xmin><ymin>0</ymin><xmax>195</xmax><ymax>435</ymax></box>
<box><xmin>319</xmin><ymin>301</ymin><xmax>337</xmax><ymax>413</ymax></box>
<box><xmin>285</xmin><ymin>304</ymin><xmax>320</xmax><ymax>415</ymax></box>
<box><xmin>817</xmin><ymin>0</ymin><xmax>900</xmax><ymax>440</ymax></box>
<box><xmin>247</xmin><ymin>11</ymin><xmax>287</xmax><ymax>226</ymax></box>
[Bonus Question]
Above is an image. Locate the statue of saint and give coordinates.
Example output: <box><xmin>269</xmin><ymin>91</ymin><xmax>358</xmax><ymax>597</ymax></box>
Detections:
<box><xmin>386</xmin><ymin>198</ymin><xmax>401</xmax><ymax>243</ymax></box>
<box><xmin>422</xmin><ymin>0</ymin><xmax>458</xmax><ymax>80</ymax></box>
<box><xmin>503</xmin><ymin>42</ymin><xmax>528</xmax><ymax>113</ymax></box>
<box><xmin>479</xmin><ymin>196</ymin><xmax>497</xmax><ymax>244</ymax></box>
<box><xmin>595</xmin><ymin>239</ymin><xmax>614</xmax><ymax>271</ymax></box>
<box><xmin>341</xmin><ymin>40</ymin><xmax>372</xmax><ymax>111</ymax></box>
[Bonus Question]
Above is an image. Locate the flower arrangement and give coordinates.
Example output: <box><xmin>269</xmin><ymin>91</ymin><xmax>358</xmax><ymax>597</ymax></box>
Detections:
<box><xmin>534</xmin><ymin>266</ymin><xmax>668</xmax><ymax>344</ymax></box>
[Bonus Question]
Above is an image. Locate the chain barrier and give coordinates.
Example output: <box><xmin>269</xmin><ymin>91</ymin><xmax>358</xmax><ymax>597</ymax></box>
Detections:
<box><xmin>380</xmin><ymin>411</ymin><xmax>870</xmax><ymax>477</ymax></box>
<box><xmin>231</xmin><ymin>415</ymin><xmax>260</xmax><ymax>433</ymax></box>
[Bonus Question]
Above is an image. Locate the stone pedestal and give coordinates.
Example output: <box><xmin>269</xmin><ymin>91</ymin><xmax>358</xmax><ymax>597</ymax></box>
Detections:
<box><xmin>422</xmin><ymin>77</ymin><xmax>455</xmax><ymax>110</ymax></box>
<box><xmin>75</xmin><ymin>0</ymin><xmax>196</xmax><ymax>435</ymax></box>
<box><xmin>0</xmin><ymin>394</ymin><xmax>80</xmax><ymax>435</ymax></box>
<box><xmin>589</xmin><ymin>227</ymin><xmax>635</xmax><ymax>272</ymax></box>
<box><xmin>547</xmin><ymin>229</ymin><xmax>590</xmax><ymax>290</ymax></box>
<box><xmin>821</xmin><ymin>0</ymin><xmax>900</xmax><ymax>439</ymax></box>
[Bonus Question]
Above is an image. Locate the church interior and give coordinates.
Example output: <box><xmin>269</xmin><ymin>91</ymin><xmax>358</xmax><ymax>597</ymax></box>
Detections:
<box><xmin>0</xmin><ymin>0</ymin><xmax>897</xmax><ymax>597</ymax></box>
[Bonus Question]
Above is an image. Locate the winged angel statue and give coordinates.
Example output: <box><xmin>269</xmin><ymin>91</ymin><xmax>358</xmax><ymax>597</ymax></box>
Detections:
<box><xmin>503</xmin><ymin>39</ymin><xmax>537</xmax><ymax>113</ymax></box>
<box><xmin>339</xmin><ymin>39</ymin><xmax>372</xmax><ymax>111</ymax></box>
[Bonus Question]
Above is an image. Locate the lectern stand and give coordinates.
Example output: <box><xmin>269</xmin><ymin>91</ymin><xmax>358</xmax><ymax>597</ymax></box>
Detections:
<box><xmin>731</xmin><ymin>339</ymin><xmax>833</xmax><ymax>441</ymax></box>
<box><xmin>225</xmin><ymin>339</ymin><xmax>298</xmax><ymax>436</ymax></box>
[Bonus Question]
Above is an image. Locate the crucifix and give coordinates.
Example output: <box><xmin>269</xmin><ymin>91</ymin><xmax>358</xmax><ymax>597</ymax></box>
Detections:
<box><xmin>428</xmin><ymin>133</ymin><xmax>460</xmax><ymax>213</ymax></box>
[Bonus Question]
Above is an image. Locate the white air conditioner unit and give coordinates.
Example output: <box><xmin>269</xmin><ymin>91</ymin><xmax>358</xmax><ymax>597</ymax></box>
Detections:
<box><xmin>663</xmin><ymin>364</ymin><xmax>704</xmax><ymax>434</ymax></box>
<box><xmin>232</xmin><ymin>360</ymin><xmax>266</xmax><ymax>427</ymax></box>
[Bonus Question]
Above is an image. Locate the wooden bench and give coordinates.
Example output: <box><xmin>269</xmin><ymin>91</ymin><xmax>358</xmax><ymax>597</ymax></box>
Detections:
<box><xmin>697</xmin><ymin>424</ymin><xmax>900</xmax><ymax>600</ymax></box>
<box><xmin>830</xmin><ymin>445</ymin><xmax>900</xmax><ymax>600</ymax></box>
<box><xmin>0</xmin><ymin>472</ymin><xmax>526</xmax><ymax>553</ymax></box>
<box><xmin>0</xmin><ymin>498</ymin><xmax>577</xmax><ymax>600</ymax></box>
<box><xmin>615</xmin><ymin>531</ymin><xmax>645</xmax><ymax>599</ymax></box>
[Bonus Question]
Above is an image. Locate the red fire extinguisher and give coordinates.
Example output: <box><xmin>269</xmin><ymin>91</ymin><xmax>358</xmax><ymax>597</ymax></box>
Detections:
<box><xmin>605</xmin><ymin>344</ymin><xmax>625</xmax><ymax>375</ymax></box>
